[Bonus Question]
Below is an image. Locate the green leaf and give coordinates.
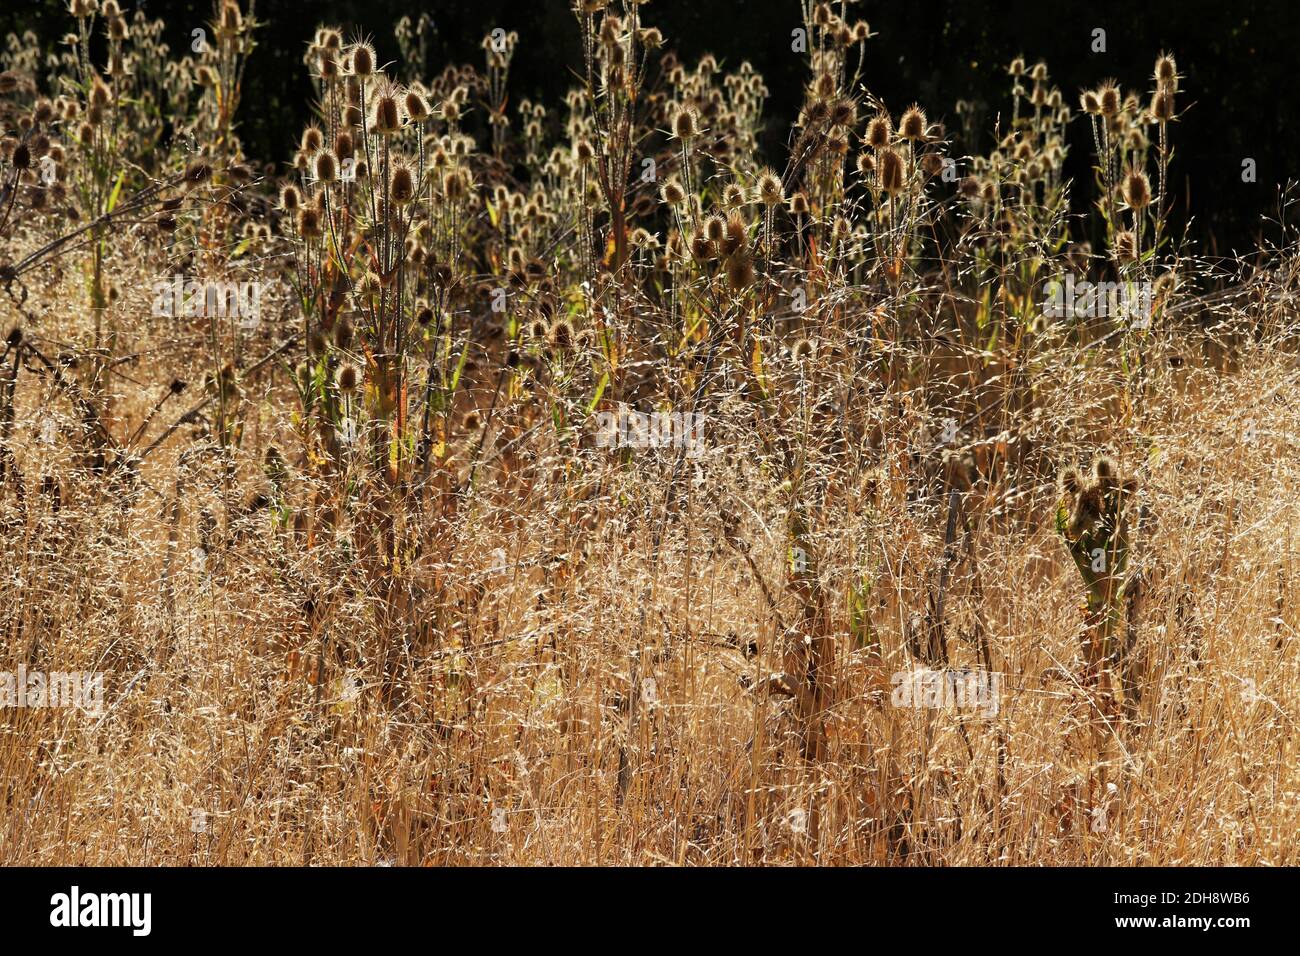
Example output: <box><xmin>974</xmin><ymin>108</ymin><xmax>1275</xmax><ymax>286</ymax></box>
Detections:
<box><xmin>105</xmin><ymin>170</ymin><xmax>126</xmax><ymax>213</ymax></box>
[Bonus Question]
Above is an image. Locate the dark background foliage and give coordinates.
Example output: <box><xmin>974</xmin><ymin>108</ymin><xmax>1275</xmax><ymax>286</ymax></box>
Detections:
<box><xmin>4</xmin><ymin>0</ymin><xmax>1296</xmax><ymax>254</ymax></box>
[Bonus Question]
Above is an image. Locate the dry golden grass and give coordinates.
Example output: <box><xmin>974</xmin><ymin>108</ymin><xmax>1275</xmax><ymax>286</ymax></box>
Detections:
<box><xmin>1</xmin><ymin>1</ymin><xmax>1297</xmax><ymax>866</ymax></box>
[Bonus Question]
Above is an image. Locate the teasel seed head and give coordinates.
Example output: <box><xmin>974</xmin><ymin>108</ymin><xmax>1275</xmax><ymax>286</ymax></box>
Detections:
<box><xmin>899</xmin><ymin>105</ymin><xmax>928</xmax><ymax>141</ymax></box>
<box><xmin>661</xmin><ymin>178</ymin><xmax>686</xmax><ymax>205</ymax></box>
<box><xmin>218</xmin><ymin>0</ymin><xmax>243</xmax><ymax>34</ymax></box>
<box><xmin>1151</xmin><ymin>90</ymin><xmax>1175</xmax><ymax>122</ymax></box>
<box><xmin>756</xmin><ymin>169</ymin><xmax>783</xmax><ymax>207</ymax></box>
<box><xmin>726</xmin><ymin>250</ymin><xmax>754</xmax><ymax>291</ymax></box>
<box><xmin>548</xmin><ymin>317</ymin><xmax>575</xmax><ymax>351</ymax></box>
<box><xmin>788</xmin><ymin>191</ymin><xmax>809</xmax><ymax>216</ymax></box>
<box><xmin>1122</xmin><ymin>168</ymin><xmax>1151</xmax><ymax>209</ymax></box>
<box><xmin>1155</xmin><ymin>53</ymin><xmax>1178</xmax><ymax>91</ymax></box>
<box><xmin>921</xmin><ymin>151</ymin><xmax>946</xmax><ymax>178</ymax></box>
<box><xmin>336</xmin><ymin>362</ymin><xmax>359</xmax><ymax>393</ymax></box>
<box><xmin>1098</xmin><ymin>84</ymin><xmax>1121</xmax><ymax>116</ymax></box>
<box><xmin>721</xmin><ymin>213</ymin><xmax>747</xmax><ymax>256</ymax></box>
<box><xmin>300</xmin><ymin>126</ymin><xmax>323</xmax><ymax>154</ymax></box>
<box><xmin>830</xmin><ymin>97</ymin><xmax>857</xmax><ymax>127</ymax></box>
<box><xmin>89</xmin><ymin>76</ymin><xmax>111</xmax><ymax>109</ymax></box>
<box><xmin>296</xmin><ymin>206</ymin><xmax>322</xmax><ymax>240</ymax></box>
<box><xmin>183</xmin><ymin>160</ymin><xmax>213</xmax><ymax>188</ymax></box>
<box><xmin>313</xmin><ymin>149</ymin><xmax>338</xmax><ymax>184</ymax></box>
<box><xmin>371</xmin><ymin>94</ymin><xmax>402</xmax><ymax>135</ymax></box>
<box><xmin>390</xmin><ymin>165</ymin><xmax>415</xmax><ymax>204</ymax></box>
<box><xmin>442</xmin><ymin>168</ymin><xmax>468</xmax><ymax>202</ymax></box>
<box><xmin>877</xmin><ymin>147</ymin><xmax>906</xmax><ymax>195</ymax></box>
<box><xmin>672</xmin><ymin>107</ymin><xmax>699</xmax><ymax>141</ymax></box>
<box><xmin>1112</xmin><ymin>229</ymin><xmax>1138</xmax><ymax>262</ymax></box>
<box><xmin>690</xmin><ymin>232</ymin><xmax>716</xmax><ymax>261</ymax></box>
<box><xmin>404</xmin><ymin>90</ymin><xmax>431</xmax><ymax>123</ymax></box>
<box><xmin>347</xmin><ymin>42</ymin><xmax>375</xmax><ymax>77</ymax></box>
<box><xmin>865</xmin><ymin>113</ymin><xmax>892</xmax><ymax>149</ymax></box>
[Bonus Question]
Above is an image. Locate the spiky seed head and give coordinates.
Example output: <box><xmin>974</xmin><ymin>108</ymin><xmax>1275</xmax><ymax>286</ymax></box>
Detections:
<box><xmin>1155</xmin><ymin>53</ymin><xmax>1178</xmax><ymax>91</ymax></box>
<box><xmin>1122</xmin><ymin>168</ymin><xmax>1151</xmax><ymax>209</ymax></box>
<box><xmin>726</xmin><ymin>251</ymin><xmax>754</xmax><ymax>291</ymax></box>
<box><xmin>336</xmin><ymin>363</ymin><xmax>359</xmax><ymax>392</ymax></box>
<box><xmin>804</xmin><ymin>100</ymin><xmax>830</xmax><ymax>126</ymax></box>
<box><xmin>1099</xmin><ymin>84</ymin><xmax>1121</xmax><ymax>116</ymax></box>
<box><xmin>792</xmin><ymin>338</ymin><xmax>815</xmax><ymax>361</ymax></box>
<box><xmin>371</xmin><ymin>94</ymin><xmax>402</xmax><ymax>135</ymax></box>
<box><xmin>899</xmin><ymin>105</ymin><xmax>927</xmax><ymax>141</ymax></box>
<box><xmin>333</xmin><ymin>317</ymin><xmax>354</xmax><ymax>349</ymax></box>
<box><xmin>313</xmin><ymin>150</ymin><xmax>338</xmax><ymax>183</ymax></box>
<box><xmin>865</xmin><ymin>113</ymin><xmax>892</xmax><ymax>149</ymax></box>
<box><xmin>1008</xmin><ymin>56</ymin><xmax>1026</xmax><ymax>77</ymax></box>
<box><xmin>442</xmin><ymin>168</ymin><xmax>467</xmax><ymax>201</ymax></box>
<box><xmin>575</xmin><ymin>139</ymin><xmax>595</xmax><ymax>163</ymax></box>
<box><xmin>672</xmin><ymin>107</ymin><xmax>698</xmax><ymax>141</ymax></box>
<box><xmin>723</xmin><ymin>183</ymin><xmax>747</xmax><ymax>208</ymax></box>
<box><xmin>390</xmin><ymin>165</ymin><xmax>415</xmax><ymax>204</ymax></box>
<box><xmin>404</xmin><ymin>90</ymin><xmax>431</xmax><ymax>122</ymax></box>
<box><xmin>661</xmin><ymin>178</ymin><xmax>686</xmax><ymax>205</ymax></box>
<box><xmin>300</xmin><ymin>127</ymin><xmax>323</xmax><ymax>154</ymax></box>
<box><xmin>877</xmin><ymin>147</ymin><xmax>906</xmax><ymax>195</ymax></box>
<box><xmin>183</xmin><ymin>160</ymin><xmax>213</xmax><ymax>188</ymax></box>
<box><xmin>347</xmin><ymin>42</ymin><xmax>375</xmax><ymax>76</ymax></box>
<box><xmin>1151</xmin><ymin>90</ymin><xmax>1175</xmax><ymax>122</ymax></box>
<box><xmin>704</xmin><ymin>214</ymin><xmax>725</xmax><ymax>243</ymax></box>
<box><xmin>333</xmin><ymin>131</ymin><xmax>354</xmax><ymax>162</ymax></box>
<box><xmin>548</xmin><ymin>318</ymin><xmax>574</xmax><ymax>350</ymax></box>
<box><xmin>757</xmin><ymin>170</ymin><xmax>784</xmax><ymax>207</ymax></box>
<box><xmin>89</xmin><ymin>77</ymin><xmax>111</xmax><ymax>109</ymax></box>
<box><xmin>788</xmin><ymin>191</ymin><xmax>809</xmax><ymax>215</ymax></box>
<box><xmin>721</xmin><ymin>213</ymin><xmax>747</xmax><ymax>256</ymax></box>
<box><xmin>296</xmin><ymin>207</ymin><xmax>322</xmax><ymax>239</ymax></box>
<box><xmin>217</xmin><ymin>0</ymin><xmax>243</xmax><ymax>34</ymax></box>
<box><xmin>690</xmin><ymin>233</ymin><xmax>715</xmax><ymax>261</ymax></box>
<box><xmin>1059</xmin><ymin>467</ymin><xmax>1083</xmax><ymax>496</ymax></box>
